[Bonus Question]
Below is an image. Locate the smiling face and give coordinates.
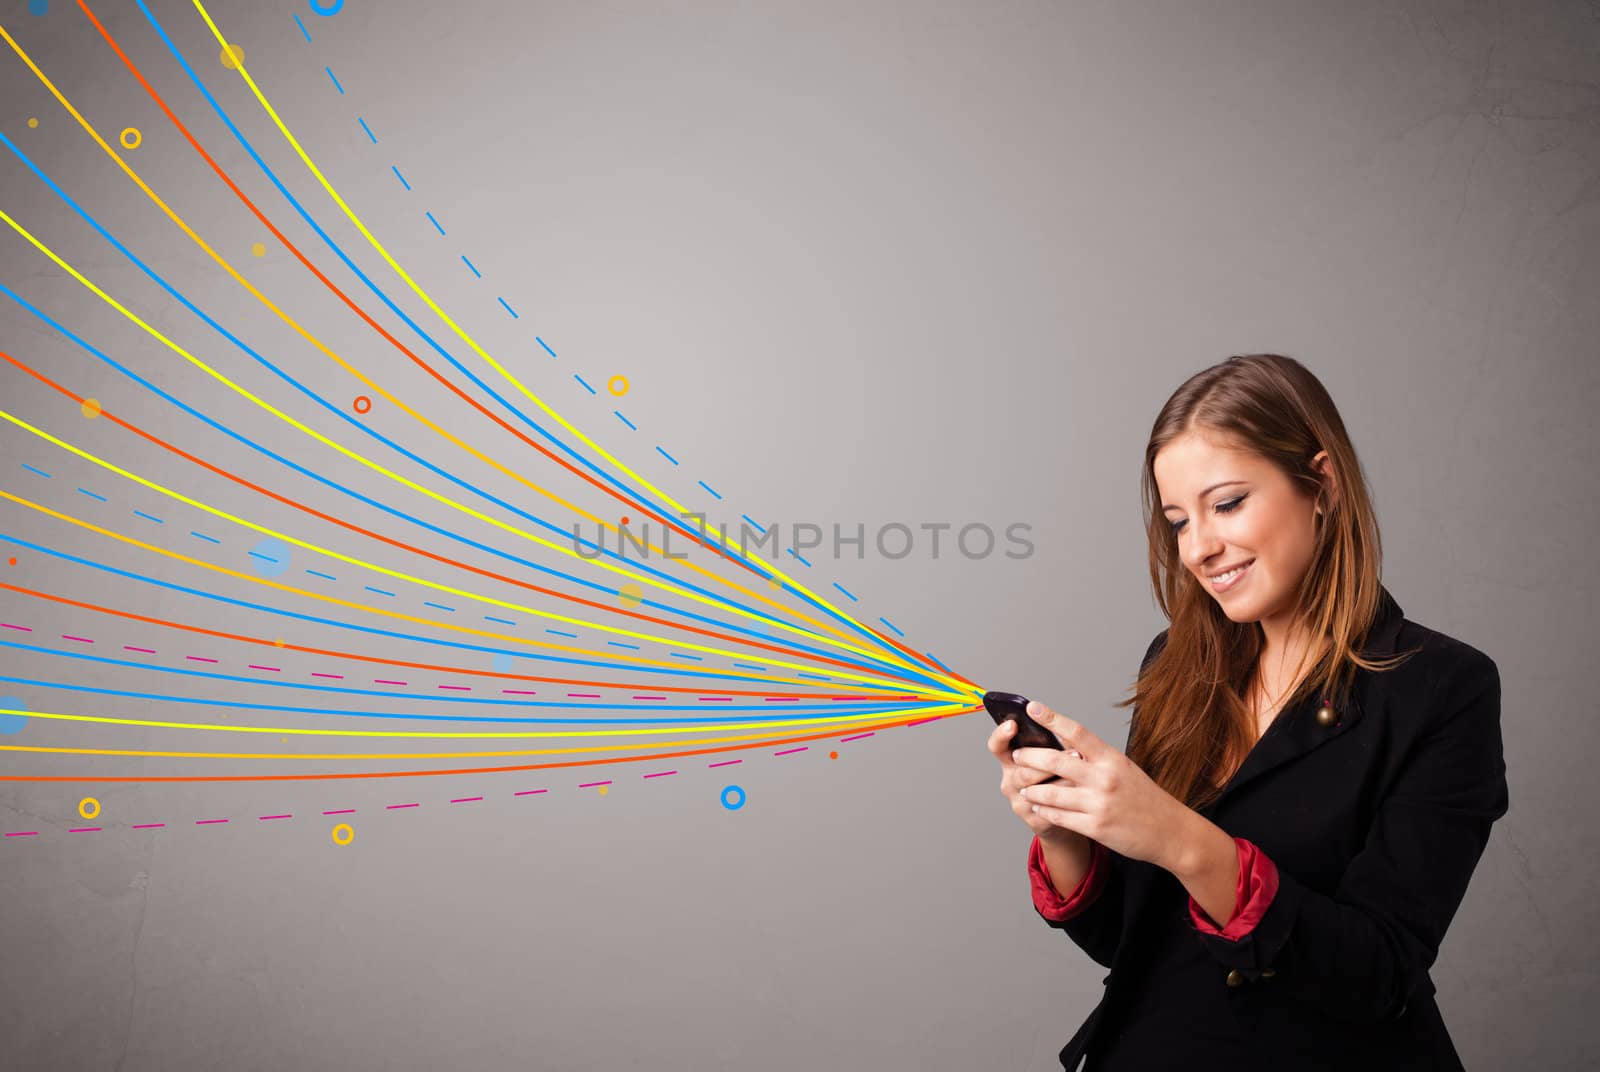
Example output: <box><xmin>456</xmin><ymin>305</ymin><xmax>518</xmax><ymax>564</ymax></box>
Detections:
<box><xmin>1153</xmin><ymin>428</ymin><xmax>1332</xmax><ymax>641</ymax></box>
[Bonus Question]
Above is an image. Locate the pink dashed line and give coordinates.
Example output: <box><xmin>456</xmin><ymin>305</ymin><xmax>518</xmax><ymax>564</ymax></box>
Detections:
<box><xmin>765</xmin><ymin>697</ymin><xmax>798</xmax><ymax>702</ymax></box>
<box><xmin>62</xmin><ymin>634</ymin><xmax>92</xmax><ymax>644</ymax></box>
<box><xmin>322</xmin><ymin>809</ymin><xmax>356</xmax><ymax>816</ymax></box>
<box><xmin>643</xmin><ymin>771</ymin><xmax>678</xmax><ymax>779</ymax></box>
<box><xmin>698</xmin><ymin>697</ymin><xmax>730</xmax><ymax>702</ymax></box>
<box><xmin>513</xmin><ymin>789</ymin><xmax>547</xmax><ymax>796</ymax></box>
<box><xmin>908</xmin><ymin>716</ymin><xmax>942</xmax><ymax>728</ymax></box>
<box><xmin>70</xmin><ymin>827</ymin><xmax>101</xmax><ymax>833</ymax></box>
<box><xmin>577</xmin><ymin>780</ymin><xmax>612</xmax><ymax>788</ymax></box>
<box><xmin>195</xmin><ymin>818</ymin><xmax>229</xmax><ymax>825</ymax></box>
<box><xmin>840</xmin><ymin>732</ymin><xmax>875</xmax><ymax>742</ymax></box>
<box><xmin>374</xmin><ymin>679</ymin><xmax>407</xmax><ymax>686</ymax></box>
<box><xmin>133</xmin><ymin>823</ymin><xmax>164</xmax><ymax>830</ymax></box>
<box><xmin>187</xmin><ymin>655</ymin><xmax>219</xmax><ymax>664</ymax></box>
<box><xmin>5</xmin><ymin>831</ymin><xmax>39</xmax><ymax>837</ymax></box>
<box><xmin>632</xmin><ymin>695</ymin><xmax>665</xmax><ymax>700</ymax></box>
<box><xmin>708</xmin><ymin>759</ymin><xmax>742</xmax><ymax>768</ymax></box>
<box><xmin>775</xmin><ymin>747</ymin><xmax>808</xmax><ymax>756</ymax></box>
<box><xmin>248</xmin><ymin>665</ymin><xmax>282</xmax><ymax>673</ymax></box>
<box><xmin>502</xmin><ymin>689</ymin><xmax>537</xmax><ymax>695</ymax></box>
<box><xmin>311</xmin><ymin>672</ymin><xmax>343</xmax><ymax>680</ymax></box>
<box><xmin>259</xmin><ymin>814</ymin><xmax>292</xmax><ymax>821</ymax></box>
<box><xmin>449</xmin><ymin>796</ymin><xmax>482</xmax><ymax>804</ymax></box>
<box><xmin>568</xmin><ymin>692</ymin><xmax>600</xmax><ymax>699</ymax></box>
<box><xmin>0</xmin><ymin>623</ymin><xmax>33</xmax><ymax>632</ymax></box>
<box><xmin>386</xmin><ymin>803</ymin><xmax>419</xmax><ymax>810</ymax></box>
<box><xmin>437</xmin><ymin>685</ymin><xmax>470</xmax><ymax>692</ymax></box>
<box><xmin>125</xmin><ymin>646</ymin><xmax>157</xmax><ymax>654</ymax></box>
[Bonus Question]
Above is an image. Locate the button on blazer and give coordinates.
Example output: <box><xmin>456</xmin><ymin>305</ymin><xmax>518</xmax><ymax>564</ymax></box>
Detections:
<box><xmin>1043</xmin><ymin>588</ymin><xmax>1510</xmax><ymax>1070</ymax></box>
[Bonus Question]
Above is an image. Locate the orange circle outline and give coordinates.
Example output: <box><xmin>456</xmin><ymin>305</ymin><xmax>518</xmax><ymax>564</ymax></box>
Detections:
<box><xmin>352</xmin><ymin>395</ymin><xmax>372</xmax><ymax>414</ymax></box>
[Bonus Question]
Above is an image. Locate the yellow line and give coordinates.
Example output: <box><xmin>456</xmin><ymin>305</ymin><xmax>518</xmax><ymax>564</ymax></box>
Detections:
<box><xmin>187</xmin><ymin>0</ymin><xmax>964</xmax><ymax>694</ymax></box>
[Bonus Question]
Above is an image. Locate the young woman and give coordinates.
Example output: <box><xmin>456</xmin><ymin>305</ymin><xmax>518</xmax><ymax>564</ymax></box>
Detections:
<box><xmin>986</xmin><ymin>353</ymin><xmax>1509</xmax><ymax>1070</ymax></box>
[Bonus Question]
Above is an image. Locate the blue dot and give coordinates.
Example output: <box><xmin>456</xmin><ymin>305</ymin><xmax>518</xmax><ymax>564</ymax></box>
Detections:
<box><xmin>720</xmin><ymin>784</ymin><xmax>746</xmax><ymax>810</ymax></box>
<box><xmin>28</xmin><ymin>0</ymin><xmax>49</xmax><ymax>17</ymax></box>
<box><xmin>309</xmin><ymin>0</ymin><xmax>344</xmax><ymax>15</ymax></box>
<box><xmin>0</xmin><ymin>696</ymin><xmax>28</xmax><ymax>735</ymax></box>
<box><xmin>492</xmin><ymin>652</ymin><xmax>517</xmax><ymax>674</ymax></box>
<box><xmin>249</xmin><ymin>537</ymin><xmax>291</xmax><ymax>578</ymax></box>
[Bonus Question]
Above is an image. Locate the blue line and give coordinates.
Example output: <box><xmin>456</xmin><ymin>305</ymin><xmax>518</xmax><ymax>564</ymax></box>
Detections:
<box><xmin>21</xmin><ymin>463</ymin><xmax>50</xmax><ymax>478</ymax></box>
<box><xmin>698</xmin><ymin>480</ymin><xmax>721</xmax><ymax>500</ymax></box>
<box><xmin>833</xmin><ymin>582</ymin><xmax>858</xmax><ymax>602</ymax></box>
<box><xmin>132</xmin><ymin>510</ymin><xmax>163</xmax><ymax>524</ymax></box>
<box><xmin>426</xmin><ymin>211</ymin><xmax>445</xmax><ymax>236</ymax></box>
<box><xmin>422</xmin><ymin>601</ymin><xmax>455</xmax><ymax>612</ymax></box>
<box><xmin>127</xmin><ymin>0</ymin><xmax>948</xmax><ymax>693</ymax></box>
<box><xmin>497</xmin><ymin>297</ymin><xmax>517</xmax><ymax>319</ymax></box>
<box><xmin>325</xmin><ymin>66</ymin><xmax>344</xmax><ymax>94</ymax></box>
<box><xmin>574</xmin><ymin>374</ymin><xmax>596</xmax><ymax>395</ymax></box>
<box><xmin>190</xmin><ymin>531</ymin><xmax>220</xmax><ymax>545</ymax></box>
<box><xmin>292</xmin><ymin>12</ymin><xmax>311</xmax><ymax>43</ymax></box>
<box><xmin>460</xmin><ymin>254</ymin><xmax>480</xmax><ymax>278</ymax></box>
<box><xmin>76</xmin><ymin>488</ymin><xmax>108</xmax><ymax>502</ymax></box>
<box><xmin>484</xmin><ymin>616</ymin><xmax>516</xmax><ymax>626</ymax></box>
<box><xmin>741</xmin><ymin>514</ymin><xmax>766</xmax><ymax>535</ymax></box>
<box><xmin>364</xmin><ymin>586</ymin><xmax>396</xmax><ymax>598</ymax></box>
<box><xmin>656</xmin><ymin>446</ymin><xmax>679</xmax><ymax>466</ymax></box>
<box><xmin>391</xmin><ymin>164</ymin><xmax>410</xmax><ymax>190</ymax></box>
<box><xmin>536</xmin><ymin>336</ymin><xmax>556</xmax><ymax>358</ymax></box>
<box><xmin>357</xmin><ymin>116</ymin><xmax>377</xmax><ymax>143</ymax></box>
<box><xmin>305</xmin><ymin>569</ymin><xmax>336</xmax><ymax>581</ymax></box>
<box><xmin>614</xmin><ymin>411</ymin><xmax>636</xmax><ymax>430</ymax></box>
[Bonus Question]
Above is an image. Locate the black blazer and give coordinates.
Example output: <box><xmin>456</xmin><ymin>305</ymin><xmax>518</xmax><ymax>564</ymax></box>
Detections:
<box><xmin>1041</xmin><ymin>588</ymin><xmax>1509</xmax><ymax>1070</ymax></box>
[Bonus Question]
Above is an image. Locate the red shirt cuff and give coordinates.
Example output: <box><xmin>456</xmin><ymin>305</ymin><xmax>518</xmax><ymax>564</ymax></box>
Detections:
<box><xmin>1187</xmin><ymin>836</ymin><xmax>1279</xmax><ymax>940</ymax></box>
<box><xmin>1029</xmin><ymin>834</ymin><xmax>1109</xmax><ymax>921</ymax></box>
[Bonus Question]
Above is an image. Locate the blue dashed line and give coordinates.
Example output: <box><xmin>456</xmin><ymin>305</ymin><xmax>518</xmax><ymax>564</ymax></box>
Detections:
<box><xmin>878</xmin><ymin>616</ymin><xmax>904</xmax><ymax>637</ymax></box>
<box><xmin>787</xmin><ymin>548</ymin><xmax>812</xmax><ymax>567</ymax></box>
<box><xmin>655</xmin><ymin>446</ymin><xmax>679</xmax><ymax>466</ymax></box>
<box><xmin>484</xmin><ymin>615</ymin><xmax>516</xmax><ymax>626</ymax></box>
<box><xmin>669</xmin><ymin>652</ymin><xmax>705</xmax><ymax>662</ymax></box>
<box><xmin>423</xmin><ymin>601</ymin><xmax>455</xmax><ymax>612</ymax></box>
<box><xmin>292</xmin><ymin>12</ymin><xmax>311</xmax><ymax>43</ymax></box>
<box><xmin>133</xmin><ymin>510</ymin><xmax>163</xmax><ymax>524</ymax></box>
<box><xmin>190</xmin><ymin>531</ymin><xmax>220</xmax><ymax>545</ymax></box>
<box><xmin>734</xmin><ymin>662</ymin><xmax>767</xmax><ymax>672</ymax></box>
<box><xmin>797</xmin><ymin>671</ymin><xmax>829</xmax><ymax>681</ymax></box>
<box><xmin>698</xmin><ymin>480</ymin><xmax>721</xmax><ymax>500</ymax></box>
<box><xmin>461</xmin><ymin>254</ymin><xmax>481</xmax><ymax>278</ymax></box>
<box><xmin>21</xmin><ymin>463</ymin><xmax>50</xmax><ymax>479</ymax></box>
<box><xmin>614</xmin><ymin>411</ymin><xmax>636</xmax><ymax>431</ymax></box>
<box><xmin>305</xmin><ymin>569</ymin><xmax>336</xmax><ymax>581</ymax></box>
<box><xmin>391</xmin><ymin>165</ymin><xmax>410</xmax><ymax>190</ymax></box>
<box><xmin>247</xmin><ymin>550</ymin><xmax>280</xmax><ymax>563</ymax></box>
<box><xmin>426</xmin><ymin>211</ymin><xmax>445</xmax><ymax>236</ymax></box>
<box><xmin>357</xmin><ymin>117</ymin><xmax>377</xmax><ymax>143</ymax></box>
<box><xmin>573</xmin><ymin>374</ymin><xmax>596</xmax><ymax>395</ymax></box>
<box><xmin>497</xmin><ymin>297</ymin><xmax>518</xmax><ymax>319</ymax></box>
<box><xmin>325</xmin><ymin>66</ymin><xmax>344</xmax><ymax>94</ymax></box>
<box><xmin>546</xmin><ymin>629</ymin><xmax>578</xmax><ymax>639</ymax></box>
<box><xmin>364</xmin><ymin>585</ymin><xmax>397</xmax><ymax>598</ymax></box>
<box><xmin>741</xmin><ymin>514</ymin><xmax>766</xmax><ymax>535</ymax></box>
<box><xmin>925</xmin><ymin>651</ymin><xmax>953</xmax><ymax>674</ymax></box>
<box><xmin>77</xmin><ymin>487</ymin><xmax>108</xmax><ymax>502</ymax></box>
<box><xmin>607</xmin><ymin>641</ymin><xmax>640</xmax><ymax>649</ymax></box>
<box><xmin>536</xmin><ymin>337</ymin><xmax>556</xmax><ymax>359</ymax></box>
<box><xmin>833</xmin><ymin>582</ymin><xmax>858</xmax><ymax>602</ymax></box>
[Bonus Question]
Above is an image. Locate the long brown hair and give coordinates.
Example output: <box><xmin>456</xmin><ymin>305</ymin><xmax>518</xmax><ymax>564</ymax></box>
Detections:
<box><xmin>1117</xmin><ymin>353</ymin><xmax>1420</xmax><ymax>810</ymax></box>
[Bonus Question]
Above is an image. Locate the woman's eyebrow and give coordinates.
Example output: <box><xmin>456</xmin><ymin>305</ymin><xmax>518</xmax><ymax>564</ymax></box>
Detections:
<box><xmin>1161</xmin><ymin>480</ymin><xmax>1248</xmax><ymax>512</ymax></box>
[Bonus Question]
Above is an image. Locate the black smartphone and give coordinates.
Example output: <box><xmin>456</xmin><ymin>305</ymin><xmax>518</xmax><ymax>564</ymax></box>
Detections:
<box><xmin>983</xmin><ymin>690</ymin><xmax>1063</xmax><ymax>783</ymax></box>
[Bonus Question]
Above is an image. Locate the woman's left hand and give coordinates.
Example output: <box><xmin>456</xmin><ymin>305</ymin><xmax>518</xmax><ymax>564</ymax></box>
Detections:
<box><xmin>1009</xmin><ymin>699</ymin><xmax>1195</xmax><ymax>873</ymax></box>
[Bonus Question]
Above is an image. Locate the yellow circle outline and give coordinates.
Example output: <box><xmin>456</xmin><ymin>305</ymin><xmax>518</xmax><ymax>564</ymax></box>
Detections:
<box><xmin>79</xmin><ymin>796</ymin><xmax>101</xmax><ymax>819</ymax></box>
<box><xmin>331</xmin><ymin>823</ymin><xmax>354</xmax><ymax>845</ymax></box>
<box><xmin>606</xmin><ymin>375</ymin><xmax>629</xmax><ymax>397</ymax></box>
<box><xmin>120</xmin><ymin>127</ymin><xmax>142</xmax><ymax>150</ymax></box>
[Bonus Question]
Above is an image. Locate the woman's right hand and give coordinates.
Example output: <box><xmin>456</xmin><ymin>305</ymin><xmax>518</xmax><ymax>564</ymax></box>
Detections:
<box><xmin>987</xmin><ymin>717</ymin><xmax>1086</xmax><ymax>841</ymax></box>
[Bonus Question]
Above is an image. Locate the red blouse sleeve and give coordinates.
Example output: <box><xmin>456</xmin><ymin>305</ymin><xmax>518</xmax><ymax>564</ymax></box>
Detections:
<box><xmin>1187</xmin><ymin>836</ymin><xmax>1280</xmax><ymax>940</ymax></box>
<box><xmin>1029</xmin><ymin>833</ymin><xmax>1110</xmax><ymax>921</ymax></box>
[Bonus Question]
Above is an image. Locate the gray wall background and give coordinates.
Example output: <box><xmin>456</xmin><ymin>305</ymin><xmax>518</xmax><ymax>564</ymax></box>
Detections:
<box><xmin>0</xmin><ymin>0</ymin><xmax>1594</xmax><ymax>1068</ymax></box>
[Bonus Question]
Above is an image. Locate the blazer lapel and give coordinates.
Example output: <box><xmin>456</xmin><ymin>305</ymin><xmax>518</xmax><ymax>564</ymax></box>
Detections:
<box><xmin>1205</xmin><ymin>585</ymin><xmax>1407</xmax><ymax>812</ymax></box>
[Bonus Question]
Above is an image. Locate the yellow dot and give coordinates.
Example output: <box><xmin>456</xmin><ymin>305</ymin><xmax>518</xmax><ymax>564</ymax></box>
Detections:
<box><xmin>79</xmin><ymin>797</ymin><xmax>101</xmax><ymax>820</ymax></box>
<box><xmin>273</xmin><ymin>637</ymin><xmax>285</xmax><ymax>647</ymax></box>
<box><xmin>221</xmin><ymin>43</ymin><xmax>246</xmax><ymax>70</ymax></box>
<box><xmin>618</xmin><ymin>582</ymin><xmax>644</xmax><ymax>607</ymax></box>
<box><xmin>331</xmin><ymin>823</ymin><xmax>354</xmax><ymax>845</ymax></box>
<box><xmin>598</xmin><ymin>786</ymin><xmax>609</xmax><ymax>796</ymax></box>
<box><xmin>120</xmin><ymin>127</ymin><xmax>141</xmax><ymax>150</ymax></box>
<box><xmin>81</xmin><ymin>398</ymin><xmax>102</xmax><ymax>419</ymax></box>
<box><xmin>251</xmin><ymin>242</ymin><xmax>266</xmax><ymax>257</ymax></box>
<box><xmin>607</xmin><ymin>375</ymin><xmax>630</xmax><ymax>397</ymax></box>
<box><xmin>27</xmin><ymin>117</ymin><xmax>39</xmax><ymax>129</ymax></box>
